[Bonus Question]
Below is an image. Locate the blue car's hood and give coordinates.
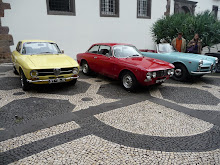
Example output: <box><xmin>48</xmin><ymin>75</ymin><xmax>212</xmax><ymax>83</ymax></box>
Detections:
<box><xmin>169</xmin><ymin>52</ymin><xmax>216</xmax><ymax>61</ymax></box>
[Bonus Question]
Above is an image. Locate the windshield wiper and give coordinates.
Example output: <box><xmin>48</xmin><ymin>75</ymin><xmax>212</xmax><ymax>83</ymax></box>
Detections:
<box><xmin>41</xmin><ymin>52</ymin><xmax>53</xmax><ymax>54</ymax></box>
<box><xmin>128</xmin><ymin>54</ymin><xmax>141</xmax><ymax>57</ymax></box>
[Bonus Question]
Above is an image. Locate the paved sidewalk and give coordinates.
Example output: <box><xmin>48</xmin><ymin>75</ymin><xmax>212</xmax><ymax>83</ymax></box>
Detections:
<box><xmin>0</xmin><ymin>63</ymin><xmax>220</xmax><ymax>164</ymax></box>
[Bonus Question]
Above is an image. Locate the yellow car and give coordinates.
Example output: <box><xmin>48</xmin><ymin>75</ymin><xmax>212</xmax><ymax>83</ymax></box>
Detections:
<box><xmin>12</xmin><ymin>40</ymin><xmax>79</xmax><ymax>91</ymax></box>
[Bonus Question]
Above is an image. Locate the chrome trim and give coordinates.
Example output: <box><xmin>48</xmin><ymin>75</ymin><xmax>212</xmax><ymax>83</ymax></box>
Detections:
<box><xmin>27</xmin><ymin>76</ymin><xmax>79</xmax><ymax>83</ymax></box>
<box><xmin>191</xmin><ymin>71</ymin><xmax>211</xmax><ymax>74</ymax></box>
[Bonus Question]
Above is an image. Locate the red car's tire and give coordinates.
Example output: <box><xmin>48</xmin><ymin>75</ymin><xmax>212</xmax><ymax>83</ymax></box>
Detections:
<box><xmin>121</xmin><ymin>71</ymin><xmax>138</xmax><ymax>91</ymax></box>
<box><xmin>82</xmin><ymin>61</ymin><xmax>91</xmax><ymax>76</ymax></box>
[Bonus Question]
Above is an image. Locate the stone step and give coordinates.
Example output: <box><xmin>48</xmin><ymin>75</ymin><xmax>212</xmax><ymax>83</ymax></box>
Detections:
<box><xmin>0</xmin><ymin>26</ymin><xmax>9</xmax><ymax>34</ymax></box>
<box><xmin>0</xmin><ymin>40</ymin><xmax>11</xmax><ymax>47</ymax></box>
<box><xmin>0</xmin><ymin>34</ymin><xmax>13</xmax><ymax>45</ymax></box>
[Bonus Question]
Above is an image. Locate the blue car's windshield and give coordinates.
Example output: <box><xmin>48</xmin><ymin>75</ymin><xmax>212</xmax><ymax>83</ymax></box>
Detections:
<box><xmin>157</xmin><ymin>43</ymin><xmax>176</xmax><ymax>54</ymax></box>
<box><xmin>22</xmin><ymin>42</ymin><xmax>61</xmax><ymax>55</ymax></box>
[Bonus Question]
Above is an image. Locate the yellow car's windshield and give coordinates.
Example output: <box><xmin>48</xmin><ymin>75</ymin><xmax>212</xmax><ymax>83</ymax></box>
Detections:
<box><xmin>22</xmin><ymin>42</ymin><xmax>61</xmax><ymax>55</ymax></box>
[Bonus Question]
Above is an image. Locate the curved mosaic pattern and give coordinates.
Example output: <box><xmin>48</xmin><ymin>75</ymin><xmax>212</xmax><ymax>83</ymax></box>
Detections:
<box><xmin>0</xmin><ymin>77</ymin><xmax>20</xmax><ymax>90</ymax></box>
<box><xmin>34</xmin><ymin>81</ymin><xmax>91</xmax><ymax>95</ymax></box>
<box><xmin>0</xmin><ymin>64</ymin><xmax>220</xmax><ymax>164</ymax></box>
<box><xmin>160</xmin><ymin>86</ymin><xmax>220</xmax><ymax>105</ymax></box>
<box><xmin>0</xmin><ymin>97</ymin><xmax>75</xmax><ymax>128</ymax></box>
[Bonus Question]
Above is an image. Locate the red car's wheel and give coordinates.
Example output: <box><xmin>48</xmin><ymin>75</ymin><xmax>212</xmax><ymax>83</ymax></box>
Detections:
<box><xmin>121</xmin><ymin>71</ymin><xmax>138</xmax><ymax>91</ymax></box>
<box><xmin>82</xmin><ymin>61</ymin><xmax>91</xmax><ymax>75</ymax></box>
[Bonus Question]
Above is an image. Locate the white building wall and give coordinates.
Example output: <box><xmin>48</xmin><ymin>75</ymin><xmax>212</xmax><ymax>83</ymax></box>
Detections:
<box><xmin>195</xmin><ymin>0</ymin><xmax>220</xmax><ymax>20</ymax></box>
<box><xmin>2</xmin><ymin>0</ymin><xmax>220</xmax><ymax>59</ymax></box>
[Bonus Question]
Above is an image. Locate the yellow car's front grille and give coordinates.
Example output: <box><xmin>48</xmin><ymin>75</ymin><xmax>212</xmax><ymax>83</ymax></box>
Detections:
<box><xmin>37</xmin><ymin>68</ymin><xmax>73</xmax><ymax>76</ymax></box>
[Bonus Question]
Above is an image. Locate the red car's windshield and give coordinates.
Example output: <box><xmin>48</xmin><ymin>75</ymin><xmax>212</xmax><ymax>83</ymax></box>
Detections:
<box><xmin>113</xmin><ymin>45</ymin><xmax>143</xmax><ymax>58</ymax></box>
<box><xmin>22</xmin><ymin>42</ymin><xmax>61</xmax><ymax>55</ymax></box>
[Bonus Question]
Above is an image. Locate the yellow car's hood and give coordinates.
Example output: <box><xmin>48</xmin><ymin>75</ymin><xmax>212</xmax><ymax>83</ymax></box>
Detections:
<box><xmin>27</xmin><ymin>54</ymin><xmax>76</xmax><ymax>68</ymax></box>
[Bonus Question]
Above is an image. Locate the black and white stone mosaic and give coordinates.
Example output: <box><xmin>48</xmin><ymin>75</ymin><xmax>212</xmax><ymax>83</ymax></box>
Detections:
<box><xmin>0</xmin><ymin>63</ymin><xmax>220</xmax><ymax>164</ymax></box>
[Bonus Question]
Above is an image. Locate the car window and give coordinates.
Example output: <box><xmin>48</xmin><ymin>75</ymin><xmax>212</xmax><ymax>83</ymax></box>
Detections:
<box><xmin>157</xmin><ymin>44</ymin><xmax>175</xmax><ymax>53</ymax></box>
<box><xmin>88</xmin><ymin>45</ymin><xmax>99</xmax><ymax>54</ymax></box>
<box><xmin>98</xmin><ymin>45</ymin><xmax>111</xmax><ymax>56</ymax></box>
<box><xmin>22</xmin><ymin>42</ymin><xmax>61</xmax><ymax>55</ymax></box>
<box><xmin>113</xmin><ymin>45</ymin><xmax>142</xmax><ymax>58</ymax></box>
<box><xmin>16</xmin><ymin>42</ymin><xmax>22</xmax><ymax>53</ymax></box>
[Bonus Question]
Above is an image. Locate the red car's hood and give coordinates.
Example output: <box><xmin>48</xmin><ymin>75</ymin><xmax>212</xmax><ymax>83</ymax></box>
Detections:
<box><xmin>118</xmin><ymin>57</ymin><xmax>174</xmax><ymax>71</ymax></box>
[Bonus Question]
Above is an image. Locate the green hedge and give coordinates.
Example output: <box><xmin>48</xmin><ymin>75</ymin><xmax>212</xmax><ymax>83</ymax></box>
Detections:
<box><xmin>151</xmin><ymin>11</ymin><xmax>220</xmax><ymax>48</ymax></box>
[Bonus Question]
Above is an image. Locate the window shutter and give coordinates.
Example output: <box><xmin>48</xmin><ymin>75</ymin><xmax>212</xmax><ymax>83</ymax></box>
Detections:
<box><xmin>147</xmin><ymin>0</ymin><xmax>151</xmax><ymax>18</ymax></box>
<box><xmin>116</xmin><ymin>0</ymin><xmax>119</xmax><ymax>17</ymax></box>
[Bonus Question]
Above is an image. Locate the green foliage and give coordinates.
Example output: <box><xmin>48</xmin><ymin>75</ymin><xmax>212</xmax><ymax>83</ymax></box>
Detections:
<box><xmin>151</xmin><ymin>11</ymin><xmax>220</xmax><ymax>48</ymax></box>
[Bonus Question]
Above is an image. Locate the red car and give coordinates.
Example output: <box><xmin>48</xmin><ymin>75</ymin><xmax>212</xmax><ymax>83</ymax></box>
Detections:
<box><xmin>77</xmin><ymin>43</ymin><xmax>174</xmax><ymax>91</ymax></box>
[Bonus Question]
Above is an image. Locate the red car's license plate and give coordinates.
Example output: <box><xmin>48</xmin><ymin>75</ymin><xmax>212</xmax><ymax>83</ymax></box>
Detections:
<box><xmin>156</xmin><ymin>78</ymin><xmax>166</xmax><ymax>83</ymax></box>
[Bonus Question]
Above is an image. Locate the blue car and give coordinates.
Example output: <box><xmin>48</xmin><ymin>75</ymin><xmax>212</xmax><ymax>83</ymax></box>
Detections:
<box><xmin>141</xmin><ymin>43</ymin><xmax>218</xmax><ymax>81</ymax></box>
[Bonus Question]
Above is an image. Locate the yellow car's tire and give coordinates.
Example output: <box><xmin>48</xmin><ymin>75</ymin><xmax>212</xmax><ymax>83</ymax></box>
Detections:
<box><xmin>13</xmin><ymin>66</ymin><xmax>19</xmax><ymax>75</ymax></box>
<box><xmin>70</xmin><ymin>79</ymin><xmax>77</xmax><ymax>85</ymax></box>
<box><xmin>20</xmin><ymin>70</ymin><xmax>30</xmax><ymax>91</ymax></box>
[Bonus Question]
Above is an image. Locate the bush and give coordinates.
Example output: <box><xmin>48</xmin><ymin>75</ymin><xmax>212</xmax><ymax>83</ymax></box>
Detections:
<box><xmin>151</xmin><ymin>11</ymin><xmax>220</xmax><ymax>49</ymax></box>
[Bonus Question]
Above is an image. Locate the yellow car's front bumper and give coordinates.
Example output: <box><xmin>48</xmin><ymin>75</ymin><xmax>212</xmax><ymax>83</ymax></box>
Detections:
<box><xmin>27</xmin><ymin>75</ymin><xmax>79</xmax><ymax>84</ymax></box>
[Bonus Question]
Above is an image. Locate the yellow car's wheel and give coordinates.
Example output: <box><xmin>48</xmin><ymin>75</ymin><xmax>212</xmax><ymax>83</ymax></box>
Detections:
<box><xmin>20</xmin><ymin>70</ymin><xmax>30</xmax><ymax>91</ymax></box>
<box><xmin>70</xmin><ymin>79</ymin><xmax>77</xmax><ymax>85</ymax></box>
<box><xmin>13</xmin><ymin>65</ymin><xmax>19</xmax><ymax>75</ymax></box>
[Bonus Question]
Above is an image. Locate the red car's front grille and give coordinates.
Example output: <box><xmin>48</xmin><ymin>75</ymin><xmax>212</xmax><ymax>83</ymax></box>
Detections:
<box><xmin>156</xmin><ymin>70</ymin><xmax>168</xmax><ymax>77</ymax></box>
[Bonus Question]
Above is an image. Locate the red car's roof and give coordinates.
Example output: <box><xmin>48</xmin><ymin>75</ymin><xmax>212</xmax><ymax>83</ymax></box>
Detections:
<box><xmin>93</xmin><ymin>43</ymin><xmax>133</xmax><ymax>47</ymax></box>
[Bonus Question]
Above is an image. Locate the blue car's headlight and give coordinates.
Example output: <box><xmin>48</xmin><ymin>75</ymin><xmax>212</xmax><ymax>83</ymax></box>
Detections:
<box><xmin>215</xmin><ymin>58</ymin><xmax>218</xmax><ymax>64</ymax></box>
<box><xmin>199</xmin><ymin>60</ymin><xmax>203</xmax><ymax>66</ymax></box>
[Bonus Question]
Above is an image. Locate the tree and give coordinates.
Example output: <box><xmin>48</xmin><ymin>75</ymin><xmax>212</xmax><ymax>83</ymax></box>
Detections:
<box><xmin>151</xmin><ymin>11</ymin><xmax>220</xmax><ymax>51</ymax></box>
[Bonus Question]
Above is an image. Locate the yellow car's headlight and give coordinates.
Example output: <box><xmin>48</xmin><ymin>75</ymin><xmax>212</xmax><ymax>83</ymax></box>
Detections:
<box><xmin>30</xmin><ymin>70</ymin><xmax>38</xmax><ymax>78</ymax></box>
<box><xmin>73</xmin><ymin>67</ymin><xmax>79</xmax><ymax>75</ymax></box>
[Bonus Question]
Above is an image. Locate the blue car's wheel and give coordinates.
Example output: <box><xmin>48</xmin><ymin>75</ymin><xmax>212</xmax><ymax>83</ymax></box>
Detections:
<box><xmin>172</xmin><ymin>63</ymin><xmax>189</xmax><ymax>81</ymax></box>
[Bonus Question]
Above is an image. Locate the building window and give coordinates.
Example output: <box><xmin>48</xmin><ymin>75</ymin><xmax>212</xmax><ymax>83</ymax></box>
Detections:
<box><xmin>137</xmin><ymin>0</ymin><xmax>151</xmax><ymax>19</ymax></box>
<box><xmin>46</xmin><ymin>0</ymin><xmax>76</xmax><ymax>16</ymax></box>
<box><xmin>174</xmin><ymin>0</ymin><xmax>197</xmax><ymax>15</ymax></box>
<box><xmin>100</xmin><ymin>0</ymin><xmax>119</xmax><ymax>17</ymax></box>
<box><xmin>212</xmin><ymin>5</ymin><xmax>218</xmax><ymax>18</ymax></box>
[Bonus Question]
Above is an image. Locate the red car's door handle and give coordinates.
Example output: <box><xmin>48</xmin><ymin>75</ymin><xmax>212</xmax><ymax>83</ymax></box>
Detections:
<box><xmin>94</xmin><ymin>57</ymin><xmax>97</xmax><ymax>59</ymax></box>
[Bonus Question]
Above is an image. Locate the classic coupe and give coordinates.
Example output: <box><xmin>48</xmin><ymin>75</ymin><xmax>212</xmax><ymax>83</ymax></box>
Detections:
<box><xmin>141</xmin><ymin>43</ymin><xmax>218</xmax><ymax>81</ymax></box>
<box><xmin>12</xmin><ymin>40</ymin><xmax>79</xmax><ymax>91</ymax></box>
<box><xmin>77</xmin><ymin>43</ymin><xmax>174</xmax><ymax>91</ymax></box>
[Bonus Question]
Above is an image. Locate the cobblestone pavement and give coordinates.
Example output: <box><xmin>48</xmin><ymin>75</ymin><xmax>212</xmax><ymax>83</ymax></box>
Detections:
<box><xmin>0</xmin><ymin>63</ymin><xmax>220</xmax><ymax>164</ymax></box>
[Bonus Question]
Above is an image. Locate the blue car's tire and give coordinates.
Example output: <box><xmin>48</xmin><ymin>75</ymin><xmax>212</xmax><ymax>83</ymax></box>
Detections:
<box><xmin>172</xmin><ymin>63</ymin><xmax>189</xmax><ymax>81</ymax></box>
